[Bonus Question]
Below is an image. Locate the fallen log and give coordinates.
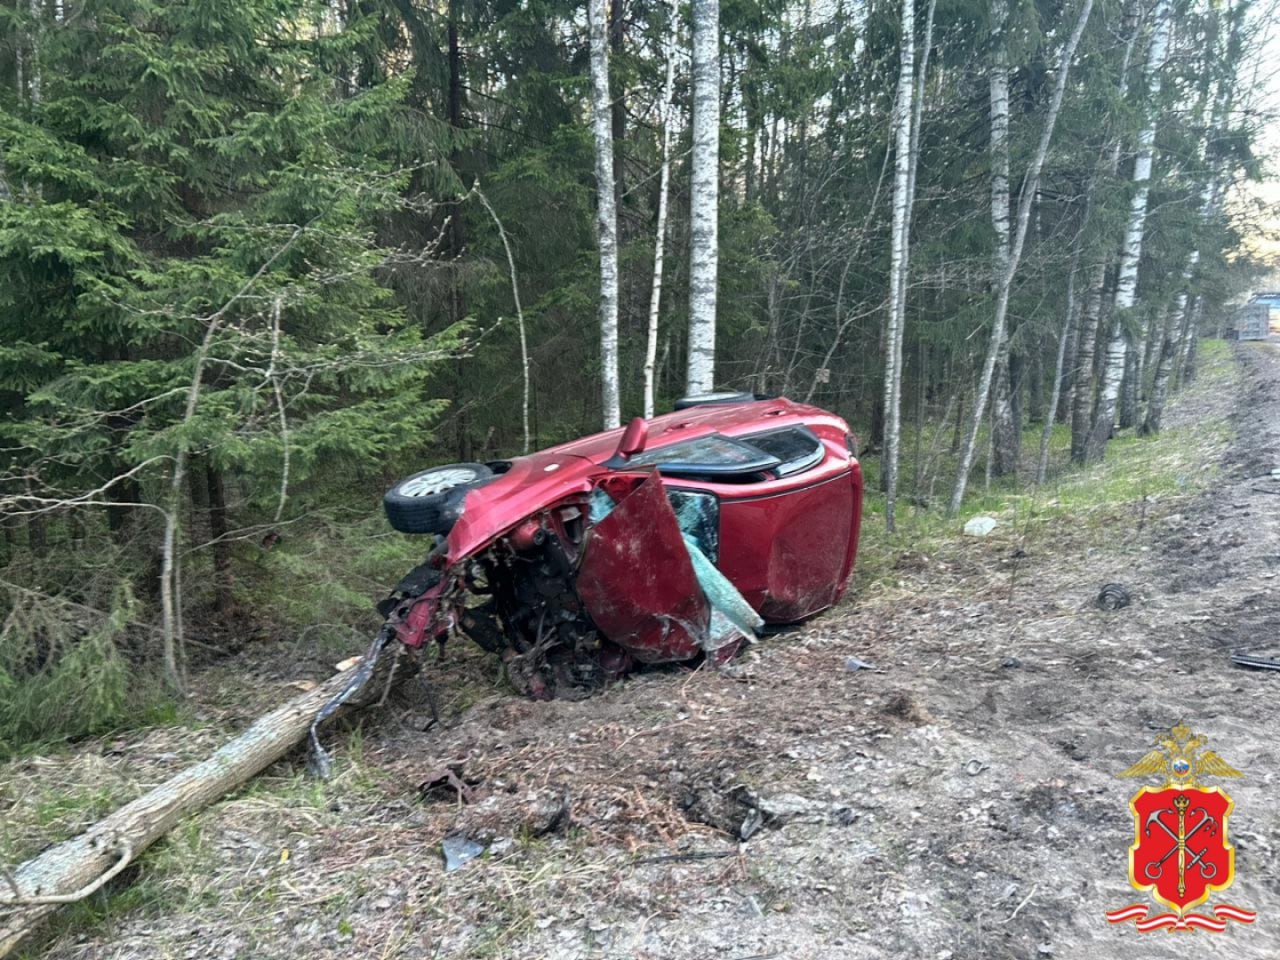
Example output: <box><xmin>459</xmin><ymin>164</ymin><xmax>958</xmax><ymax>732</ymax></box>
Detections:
<box><xmin>0</xmin><ymin>641</ymin><xmax>402</xmax><ymax>957</ymax></box>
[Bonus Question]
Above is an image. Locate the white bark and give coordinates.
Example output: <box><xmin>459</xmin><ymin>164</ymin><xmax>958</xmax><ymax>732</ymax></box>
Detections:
<box><xmin>1088</xmin><ymin>0</ymin><xmax>1169</xmax><ymax>460</ymax></box>
<box><xmin>904</xmin><ymin>0</ymin><xmax>937</xmax><ymax>228</ymax></box>
<box><xmin>948</xmin><ymin>0</ymin><xmax>1094</xmax><ymax>514</ymax></box>
<box><xmin>588</xmin><ymin>0</ymin><xmax>621</xmax><ymax>429</ymax></box>
<box><xmin>989</xmin><ymin>11</ymin><xmax>1011</xmax><ymax>290</ymax></box>
<box><xmin>1069</xmin><ymin>1</ymin><xmax>1142</xmax><ymax>462</ymax></box>
<box><xmin>644</xmin><ymin>0</ymin><xmax>678</xmax><ymax>420</ymax></box>
<box><xmin>986</xmin><ymin>6</ymin><xmax>1017</xmax><ymax>476</ymax></box>
<box><xmin>686</xmin><ymin>0</ymin><xmax>720</xmax><ymax>395</ymax></box>
<box><xmin>882</xmin><ymin>0</ymin><xmax>915</xmax><ymax>533</ymax></box>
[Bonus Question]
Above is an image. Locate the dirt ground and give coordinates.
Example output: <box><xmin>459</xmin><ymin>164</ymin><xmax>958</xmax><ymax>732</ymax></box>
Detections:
<box><xmin>15</xmin><ymin>340</ymin><xmax>1280</xmax><ymax>960</ymax></box>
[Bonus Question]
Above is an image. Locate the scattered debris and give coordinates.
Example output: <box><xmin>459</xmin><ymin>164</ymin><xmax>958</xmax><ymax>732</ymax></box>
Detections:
<box><xmin>962</xmin><ymin>759</ymin><xmax>988</xmax><ymax>777</ymax></box>
<box><xmin>1231</xmin><ymin>653</ymin><xmax>1280</xmax><ymax>671</ymax></box>
<box><xmin>1000</xmin><ymin>656</ymin><xmax>1022</xmax><ymax>669</ymax></box>
<box><xmin>963</xmin><ymin>516</ymin><xmax>999</xmax><ymax>537</ymax></box>
<box><xmin>844</xmin><ymin>656</ymin><xmax>876</xmax><ymax>671</ymax></box>
<box><xmin>441</xmin><ymin>835</ymin><xmax>486</xmax><ymax>873</ymax></box>
<box><xmin>453</xmin><ymin>788</ymin><xmax>571</xmax><ymax>845</ymax></box>
<box><xmin>418</xmin><ymin>763</ymin><xmax>478</xmax><ymax>804</ymax></box>
<box><xmin>680</xmin><ymin>782</ymin><xmax>854</xmax><ymax>840</ymax></box>
<box><xmin>1094</xmin><ymin>583</ymin><xmax>1131</xmax><ymax>610</ymax></box>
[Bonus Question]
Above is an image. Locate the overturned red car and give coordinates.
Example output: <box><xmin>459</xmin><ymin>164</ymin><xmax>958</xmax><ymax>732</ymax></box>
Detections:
<box><xmin>375</xmin><ymin>392</ymin><xmax>864</xmax><ymax>699</ymax></box>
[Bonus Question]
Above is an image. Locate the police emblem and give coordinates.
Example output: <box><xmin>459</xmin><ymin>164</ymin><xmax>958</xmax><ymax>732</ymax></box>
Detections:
<box><xmin>1105</xmin><ymin>723</ymin><xmax>1257</xmax><ymax>932</ymax></box>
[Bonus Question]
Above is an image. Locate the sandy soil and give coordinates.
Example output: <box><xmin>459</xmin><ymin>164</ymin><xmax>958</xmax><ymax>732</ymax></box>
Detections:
<box><xmin>19</xmin><ymin>341</ymin><xmax>1280</xmax><ymax>960</ymax></box>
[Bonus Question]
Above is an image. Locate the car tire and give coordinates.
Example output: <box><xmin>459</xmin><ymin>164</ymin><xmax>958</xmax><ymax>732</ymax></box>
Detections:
<box><xmin>384</xmin><ymin>463</ymin><xmax>494</xmax><ymax>535</ymax></box>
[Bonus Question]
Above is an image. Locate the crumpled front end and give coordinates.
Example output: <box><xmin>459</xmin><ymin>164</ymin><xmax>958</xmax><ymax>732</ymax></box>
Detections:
<box><xmin>378</xmin><ymin>468</ymin><xmax>762</xmax><ymax>697</ymax></box>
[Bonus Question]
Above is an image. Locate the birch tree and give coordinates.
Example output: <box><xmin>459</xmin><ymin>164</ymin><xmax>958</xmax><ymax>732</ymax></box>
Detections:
<box><xmin>686</xmin><ymin>0</ymin><xmax>720</xmax><ymax>396</ymax></box>
<box><xmin>986</xmin><ymin>2</ymin><xmax>1017</xmax><ymax>477</ymax></box>
<box><xmin>1069</xmin><ymin>1</ymin><xmax>1143</xmax><ymax>463</ymax></box>
<box><xmin>881</xmin><ymin>0</ymin><xmax>915</xmax><ymax>533</ymax></box>
<box><xmin>1085</xmin><ymin>0</ymin><xmax>1170</xmax><ymax>462</ymax></box>
<box><xmin>948</xmin><ymin>0</ymin><xmax>1095</xmax><ymax>514</ymax></box>
<box><xmin>589</xmin><ymin>0</ymin><xmax>621</xmax><ymax>428</ymax></box>
<box><xmin>644</xmin><ymin>0</ymin><xmax>678</xmax><ymax>419</ymax></box>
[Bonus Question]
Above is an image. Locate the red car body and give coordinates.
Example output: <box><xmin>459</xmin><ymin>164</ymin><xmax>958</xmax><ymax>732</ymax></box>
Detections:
<box><xmin>381</xmin><ymin>395</ymin><xmax>863</xmax><ymax>696</ymax></box>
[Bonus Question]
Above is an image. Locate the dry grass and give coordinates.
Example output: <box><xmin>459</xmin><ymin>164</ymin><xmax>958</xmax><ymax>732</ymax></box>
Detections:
<box><xmin>1</xmin><ymin>341</ymin><xmax>1249</xmax><ymax>960</ymax></box>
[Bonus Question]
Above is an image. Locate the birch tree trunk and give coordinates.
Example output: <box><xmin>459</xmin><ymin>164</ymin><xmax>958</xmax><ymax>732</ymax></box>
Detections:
<box><xmin>1085</xmin><ymin>0</ymin><xmax>1170</xmax><ymax>463</ymax></box>
<box><xmin>1069</xmin><ymin>0</ymin><xmax>1142</xmax><ymax>462</ymax></box>
<box><xmin>644</xmin><ymin>0</ymin><xmax>678</xmax><ymax>420</ymax></box>
<box><xmin>1140</xmin><ymin>302</ymin><xmax>1179</xmax><ymax>436</ymax></box>
<box><xmin>589</xmin><ymin>0</ymin><xmax>621</xmax><ymax>429</ymax></box>
<box><xmin>1069</xmin><ymin>265</ymin><xmax>1106</xmax><ymax>460</ymax></box>
<box><xmin>881</xmin><ymin>0</ymin><xmax>915</xmax><ymax>532</ymax></box>
<box><xmin>1173</xmin><ymin>8</ymin><xmax>1242</xmax><ymax>389</ymax></box>
<box><xmin>947</xmin><ymin>0</ymin><xmax>1094</xmax><ymax>514</ymax></box>
<box><xmin>686</xmin><ymin>0</ymin><xmax>720</xmax><ymax>396</ymax></box>
<box><xmin>985</xmin><ymin>10</ymin><xmax>1019</xmax><ymax>478</ymax></box>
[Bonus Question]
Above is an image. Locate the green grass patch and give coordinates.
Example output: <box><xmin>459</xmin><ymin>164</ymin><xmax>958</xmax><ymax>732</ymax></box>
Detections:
<box><xmin>852</xmin><ymin>340</ymin><xmax>1238</xmax><ymax>594</ymax></box>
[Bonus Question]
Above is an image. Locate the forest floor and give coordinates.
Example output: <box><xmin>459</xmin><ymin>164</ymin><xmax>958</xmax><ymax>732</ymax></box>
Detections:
<box><xmin>7</xmin><ymin>339</ymin><xmax>1280</xmax><ymax>960</ymax></box>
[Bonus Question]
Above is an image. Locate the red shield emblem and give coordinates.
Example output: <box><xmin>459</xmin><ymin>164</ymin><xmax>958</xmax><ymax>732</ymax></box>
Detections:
<box><xmin>1129</xmin><ymin>787</ymin><xmax>1232</xmax><ymax>913</ymax></box>
<box><xmin>1106</xmin><ymin>724</ymin><xmax>1257</xmax><ymax>933</ymax></box>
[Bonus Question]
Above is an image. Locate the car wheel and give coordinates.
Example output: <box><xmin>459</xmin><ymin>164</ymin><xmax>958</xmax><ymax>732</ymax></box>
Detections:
<box><xmin>384</xmin><ymin>462</ymin><xmax>494</xmax><ymax>535</ymax></box>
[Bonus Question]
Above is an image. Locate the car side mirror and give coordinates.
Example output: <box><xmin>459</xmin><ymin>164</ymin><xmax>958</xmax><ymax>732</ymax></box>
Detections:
<box><xmin>616</xmin><ymin>417</ymin><xmax>648</xmax><ymax>460</ymax></box>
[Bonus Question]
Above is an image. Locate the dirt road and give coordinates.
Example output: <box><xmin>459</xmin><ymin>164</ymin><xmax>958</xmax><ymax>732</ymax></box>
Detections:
<box><xmin>30</xmin><ymin>341</ymin><xmax>1280</xmax><ymax>960</ymax></box>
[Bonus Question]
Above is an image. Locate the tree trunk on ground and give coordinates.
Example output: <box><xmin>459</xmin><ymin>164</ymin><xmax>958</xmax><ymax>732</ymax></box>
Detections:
<box><xmin>644</xmin><ymin>0</ymin><xmax>677</xmax><ymax>420</ymax></box>
<box><xmin>1086</xmin><ymin>0</ymin><xmax>1169</xmax><ymax>463</ymax></box>
<box><xmin>686</xmin><ymin>0</ymin><xmax>720</xmax><ymax>395</ymax></box>
<box><xmin>947</xmin><ymin>0</ymin><xmax>1093</xmax><ymax>514</ymax></box>
<box><xmin>881</xmin><ymin>0</ymin><xmax>915</xmax><ymax>532</ymax></box>
<box><xmin>588</xmin><ymin>0</ymin><xmax>621</xmax><ymax>428</ymax></box>
<box><xmin>0</xmin><ymin>658</ymin><xmax>398</xmax><ymax>958</ymax></box>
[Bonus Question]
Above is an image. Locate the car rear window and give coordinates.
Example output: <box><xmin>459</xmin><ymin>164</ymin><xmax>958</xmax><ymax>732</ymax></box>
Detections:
<box><xmin>743</xmin><ymin>427</ymin><xmax>825</xmax><ymax>476</ymax></box>
<box><xmin>627</xmin><ymin>435</ymin><xmax>778</xmax><ymax>471</ymax></box>
<box><xmin>623</xmin><ymin>427</ymin><xmax>825</xmax><ymax>481</ymax></box>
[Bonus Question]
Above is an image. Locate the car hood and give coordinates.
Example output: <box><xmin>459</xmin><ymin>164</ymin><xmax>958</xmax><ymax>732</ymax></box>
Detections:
<box><xmin>444</xmin><ymin>449</ymin><xmax>599</xmax><ymax>561</ymax></box>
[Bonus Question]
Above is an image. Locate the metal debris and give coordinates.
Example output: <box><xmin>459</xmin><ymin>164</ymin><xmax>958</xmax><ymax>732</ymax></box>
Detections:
<box><xmin>1231</xmin><ymin>653</ymin><xmax>1280</xmax><ymax>671</ymax></box>
<box><xmin>441</xmin><ymin>835</ymin><xmax>486</xmax><ymax>873</ymax></box>
<box><xmin>1094</xmin><ymin>583</ymin><xmax>1131</xmax><ymax>611</ymax></box>
<box><xmin>307</xmin><ymin>624</ymin><xmax>395</xmax><ymax>779</ymax></box>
